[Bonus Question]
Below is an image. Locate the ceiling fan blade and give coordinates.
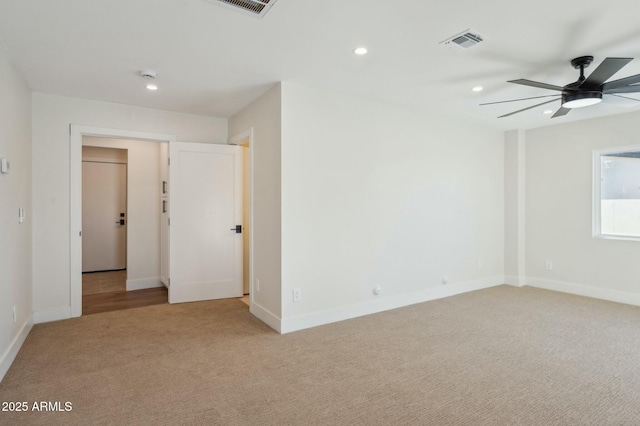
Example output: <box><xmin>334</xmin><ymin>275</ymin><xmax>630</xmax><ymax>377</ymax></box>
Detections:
<box><xmin>497</xmin><ymin>98</ymin><xmax>560</xmax><ymax>118</ymax></box>
<box><xmin>551</xmin><ymin>107</ymin><xmax>570</xmax><ymax>118</ymax></box>
<box><xmin>480</xmin><ymin>94</ymin><xmax>561</xmax><ymax>106</ymax></box>
<box><xmin>580</xmin><ymin>57</ymin><xmax>632</xmax><ymax>89</ymax></box>
<box><xmin>603</xmin><ymin>85</ymin><xmax>640</xmax><ymax>94</ymax></box>
<box><xmin>602</xmin><ymin>73</ymin><xmax>640</xmax><ymax>91</ymax></box>
<box><xmin>508</xmin><ymin>79</ymin><xmax>565</xmax><ymax>91</ymax></box>
<box><xmin>610</xmin><ymin>94</ymin><xmax>640</xmax><ymax>102</ymax></box>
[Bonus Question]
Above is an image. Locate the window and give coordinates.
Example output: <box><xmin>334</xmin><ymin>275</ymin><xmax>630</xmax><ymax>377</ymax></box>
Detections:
<box><xmin>594</xmin><ymin>146</ymin><xmax>640</xmax><ymax>240</ymax></box>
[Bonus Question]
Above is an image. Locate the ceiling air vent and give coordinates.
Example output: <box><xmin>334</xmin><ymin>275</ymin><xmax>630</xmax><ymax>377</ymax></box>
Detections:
<box><xmin>440</xmin><ymin>29</ymin><xmax>485</xmax><ymax>49</ymax></box>
<box><xmin>206</xmin><ymin>0</ymin><xmax>278</xmax><ymax>18</ymax></box>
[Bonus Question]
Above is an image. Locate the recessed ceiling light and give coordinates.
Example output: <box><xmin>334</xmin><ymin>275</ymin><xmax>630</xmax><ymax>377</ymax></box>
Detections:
<box><xmin>543</xmin><ymin>110</ymin><xmax>553</xmax><ymax>115</ymax></box>
<box><xmin>353</xmin><ymin>47</ymin><xmax>368</xmax><ymax>55</ymax></box>
<box><xmin>146</xmin><ymin>84</ymin><xmax>158</xmax><ymax>91</ymax></box>
<box><xmin>472</xmin><ymin>86</ymin><xmax>483</xmax><ymax>92</ymax></box>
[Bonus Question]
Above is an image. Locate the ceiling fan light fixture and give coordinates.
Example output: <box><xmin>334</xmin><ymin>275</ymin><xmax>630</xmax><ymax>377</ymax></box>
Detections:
<box><xmin>562</xmin><ymin>91</ymin><xmax>602</xmax><ymax>109</ymax></box>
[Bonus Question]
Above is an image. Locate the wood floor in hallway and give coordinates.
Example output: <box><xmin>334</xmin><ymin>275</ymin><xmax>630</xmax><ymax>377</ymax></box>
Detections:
<box><xmin>82</xmin><ymin>270</ymin><xmax>168</xmax><ymax>315</ymax></box>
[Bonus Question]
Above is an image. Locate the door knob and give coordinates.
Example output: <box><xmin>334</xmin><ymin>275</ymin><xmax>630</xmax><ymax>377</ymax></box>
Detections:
<box><xmin>230</xmin><ymin>225</ymin><xmax>242</xmax><ymax>233</ymax></box>
<box><xmin>115</xmin><ymin>219</ymin><xmax>125</xmax><ymax>225</ymax></box>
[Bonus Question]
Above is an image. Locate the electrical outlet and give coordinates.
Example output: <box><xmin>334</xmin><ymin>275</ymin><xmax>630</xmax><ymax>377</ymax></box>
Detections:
<box><xmin>292</xmin><ymin>288</ymin><xmax>301</xmax><ymax>302</ymax></box>
<box><xmin>442</xmin><ymin>276</ymin><xmax>449</xmax><ymax>285</ymax></box>
<box><xmin>255</xmin><ymin>279</ymin><xmax>260</xmax><ymax>292</ymax></box>
<box><xmin>545</xmin><ymin>261</ymin><xmax>553</xmax><ymax>271</ymax></box>
<box><xmin>12</xmin><ymin>306</ymin><xmax>16</xmax><ymax>323</ymax></box>
<box><xmin>373</xmin><ymin>286</ymin><xmax>382</xmax><ymax>296</ymax></box>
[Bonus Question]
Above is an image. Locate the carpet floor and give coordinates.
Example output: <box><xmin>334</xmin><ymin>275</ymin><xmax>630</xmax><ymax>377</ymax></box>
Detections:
<box><xmin>2</xmin><ymin>285</ymin><xmax>640</xmax><ymax>425</ymax></box>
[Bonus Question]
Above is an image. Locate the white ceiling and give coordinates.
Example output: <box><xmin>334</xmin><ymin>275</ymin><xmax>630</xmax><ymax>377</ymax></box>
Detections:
<box><xmin>1</xmin><ymin>0</ymin><xmax>640</xmax><ymax>131</ymax></box>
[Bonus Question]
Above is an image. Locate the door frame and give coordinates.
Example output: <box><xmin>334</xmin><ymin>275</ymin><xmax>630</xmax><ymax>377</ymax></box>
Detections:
<box><xmin>70</xmin><ymin>125</ymin><xmax>176</xmax><ymax>317</ymax></box>
<box><xmin>228</xmin><ymin>128</ymin><xmax>254</xmax><ymax>307</ymax></box>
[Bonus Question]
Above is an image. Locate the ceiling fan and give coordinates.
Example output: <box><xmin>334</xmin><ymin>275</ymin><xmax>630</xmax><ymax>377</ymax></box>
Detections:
<box><xmin>482</xmin><ymin>56</ymin><xmax>640</xmax><ymax>118</ymax></box>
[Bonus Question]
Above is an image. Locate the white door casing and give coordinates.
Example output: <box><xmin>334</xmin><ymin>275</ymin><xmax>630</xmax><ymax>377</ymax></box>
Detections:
<box><xmin>82</xmin><ymin>162</ymin><xmax>127</xmax><ymax>272</ymax></box>
<box><xmin>70</xmin><ymin>125</ymin><xmax>177</xmax><ymax>318</ymax></box>
<box><xmin>169</xmin><ymin>142</ymin><xmax>243</xmax><ymax>303</ymax></box>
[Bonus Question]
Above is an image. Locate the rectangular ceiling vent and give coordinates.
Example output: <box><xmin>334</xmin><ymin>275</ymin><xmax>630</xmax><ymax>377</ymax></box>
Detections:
<box><xmin>440</xmin><ymin>29</ymin><xmax>485</xmax><ymax>50</ymax></box>
<box><xmin>210</xmin><ymin>0</ymin><xmax>278</xmax><ymax>18</ymax></box>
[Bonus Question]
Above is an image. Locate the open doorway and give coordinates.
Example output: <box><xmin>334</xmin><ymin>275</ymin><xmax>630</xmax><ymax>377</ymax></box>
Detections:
<box><xmin>82</xmin><ymin>146</ymin><xmax>128</xmax><ymax>305</ymax></box>
<box><xmin>80</xmin><ymin>136</ymin><xmax>168</xmax><ymax>315</ymax></box>
<box><xmin>70</xmin><ymin>126</ymin><xmax>176</xmax><ymax>317</ymax></box>
<box><xmin>229</xmin><ymin>129</ymin><xmax>253</xmax><ymax>307</ymax></box>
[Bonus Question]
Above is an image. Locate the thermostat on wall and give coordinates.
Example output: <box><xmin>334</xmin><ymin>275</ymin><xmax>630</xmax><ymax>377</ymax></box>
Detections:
<box><xmin>0</xmin><ymin>157</ymin><xmax>9</xmax><ymax>174</ymax></box>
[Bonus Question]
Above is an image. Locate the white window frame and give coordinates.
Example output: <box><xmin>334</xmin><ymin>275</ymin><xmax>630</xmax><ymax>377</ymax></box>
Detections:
<box><xmin>593</xmin><ymin>144</ymin><xmax>640</xmax><ymax>241</ymax></box>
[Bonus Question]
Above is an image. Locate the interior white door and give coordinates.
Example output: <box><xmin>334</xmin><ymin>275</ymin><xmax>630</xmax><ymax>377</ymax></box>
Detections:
<box><xmin>169</xmin><ymin>142</ymin><xmax>243</xmax><ymax>303</ymax></box>
<box><xmin>82</xmin><ymin>162</ymin><xmax>127</xmax><ymax>272</ymax></box>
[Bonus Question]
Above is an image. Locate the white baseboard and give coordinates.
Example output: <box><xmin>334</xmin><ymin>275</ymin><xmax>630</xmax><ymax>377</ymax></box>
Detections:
<box><xmin>126</xmin><ymin>277</ymin><xmax>163</xmax><ymax>291</ymax></box>
<box><xmin>0</xmin><ymin>315</ymin><xmax>34</xmax><ymax>382</ymax></box>
<box><xmin>33</xmin><ymin>306</ymin><xmax>71</xmax><ymax>324</ymax></box>
<box><xmin>527</xmin><ymin>277</ymin><xmax>640</xmax><ymax>307</ymax></box>
<box><xmin>250</xmin><ymin>302</ymin><xmax>281</xmax><ymax>333</ymax></box>
<box><xmin>280</xmin><ymin>276</ymin><xmax>505</xmax><ymax>334</ymax></box>
<box><xmin>504</xmin><ymin>275</ymin><xmax>525</xmax><ymax>287</ymax></box>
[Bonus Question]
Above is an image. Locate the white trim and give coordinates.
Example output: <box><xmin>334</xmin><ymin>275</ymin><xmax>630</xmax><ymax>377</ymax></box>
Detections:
<box><xmin>228</xmin><ymin>128</ymin><xmax>253</xmax><ymax>146</ymax></box>
<box><xmin>593</xmin><ymin>147</ymin><xmax>602</xmax><ymax>237</ymax></box>
<box><xmin>228</xmin><ymin>128</ymin><xmax>255</xmax><ymax>311</ymax></box>
<box><xmin>33</xmin><ymin>306</ymin><xmax>71</xmax><ymax>324</ymax></box>
<box><xmin>0</xmin><ymin>316</ymin><xmax>33</xmax><ymax>382</ymax></box>
<box><xmin>280</xmin><ymin>276</ymin><xmax>505</xmax><ymax>334</ymax></box>
<box><xmin>126</xmin><ymin>277</ymin><xmax>163</xmax><ymax>291</ymax></box>
<box><xmin>250</xmin><ymin>302</ymin><xmax>281</xmax><ymax>333</ymax></box>
<box><xmin>527</xmin><ymin>277</ymin><xmax>640</xmax><ymax>307</ymax></box>
<box><xmin>70</xmin><ymin>125</ymin><xmax>177</xmax><ymax>318</ymax></box>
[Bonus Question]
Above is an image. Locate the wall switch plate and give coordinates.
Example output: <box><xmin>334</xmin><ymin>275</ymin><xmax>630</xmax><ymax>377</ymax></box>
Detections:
<box><xmin>292</xmin><ymin>288</ymin><xmax>301</xmax><ymax>302</ymax></box>
<box><xmin>545</xmin><ymin>261</ymin><xmax>553</xmax><ymax>271</ymax></box>
<box><xmin>12</xmin><ymin>306</ymin><xmax>16</xmax><ymax>323</ymax></box>
<box><xmin>18</xmin><ymin>207</ymin><xmax>25</xmax><ymax>224</ymax></box>
<box><xmin>255</xmin><ymin>279</ymin><xmax>260</xmax><ymax>292</ymax></box>
<box><xmin>0</xmin><ymin>157</ymin><xmax>9</xmax><ymax>174</ymax></box>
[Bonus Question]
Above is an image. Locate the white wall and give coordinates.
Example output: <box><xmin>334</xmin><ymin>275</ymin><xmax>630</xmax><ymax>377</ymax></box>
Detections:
<box><xmin>32</xmin><ymin>93</ymin><xmax>227</xmax><ymax>321</ymax></box>
<box><xmin>228</xmin><ymin>84</ymin><xmax>282</xmax><ymax>330</ymax></box>
<box><xmin>504</xmin><ymin>130</ymin><xmax>526</xmax><ymax>286</ymax></box>
<box><xmin>279</xmin><ymin>83</ymin><xmax>505</xmax><ymax>332</ymax></box>
<box><xmin>0</xmin><ymin>49</ymin><xmax>32</xmax><ymax>381</ymax></box>
<box><xmin>526</xmin><ymin>110</ymin><xmax>640</xmax><ymax>302</ymax></box>
<box><xmin>83</xmin><ymin>138</ymin><xmax>163</xmax><ymax>291</ymax></box>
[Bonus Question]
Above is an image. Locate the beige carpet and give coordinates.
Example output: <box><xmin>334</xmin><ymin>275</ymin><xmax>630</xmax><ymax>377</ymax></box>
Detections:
<box><xmin>2</xmin><ymin>285</ymin><xmax>640</xmax><ymax>425</ymax></box>
<box><xmin>82</xmin><ymin>270</ymin><xmax>126</xmax><ymax>295</ymax></box>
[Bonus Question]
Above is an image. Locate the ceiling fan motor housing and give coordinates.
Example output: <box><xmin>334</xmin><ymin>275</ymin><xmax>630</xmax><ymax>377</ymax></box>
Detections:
<box><xmin>562</xmin><ymin>91</ymin><xmax>603</xmax><ymax>108</ymax></box>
